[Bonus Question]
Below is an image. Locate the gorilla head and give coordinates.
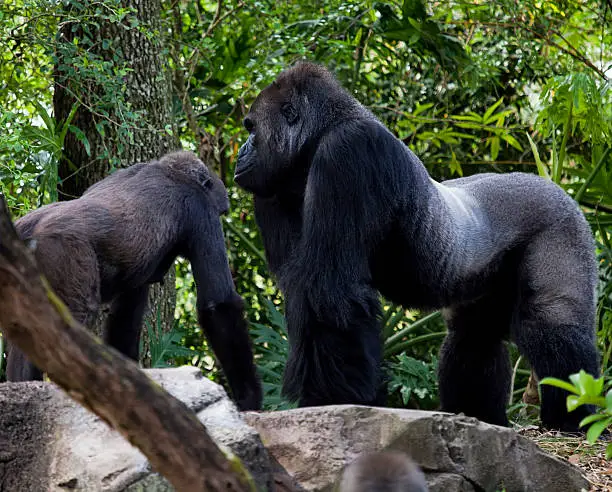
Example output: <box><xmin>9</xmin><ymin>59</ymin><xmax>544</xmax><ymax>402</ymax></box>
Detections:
<box><xmin>234</xmin><ymin>62</ymin><xmax>371</xmax><ymax>196</ymax></box>
<box><xmin>336</xmin><ymin>451</ymin><xmax>428</xmax><ymax>492</ymax></box>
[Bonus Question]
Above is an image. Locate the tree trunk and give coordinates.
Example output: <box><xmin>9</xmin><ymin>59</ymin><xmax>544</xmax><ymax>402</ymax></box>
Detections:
<box><xmin>53</xmin><ymin>0</ymin><xmax>177</xmax><ymax>363</ymax></box>
<box><xmin>0</xmin><ymin>197</ymin><xmax>254</xmax><ymax>492</ymax></box>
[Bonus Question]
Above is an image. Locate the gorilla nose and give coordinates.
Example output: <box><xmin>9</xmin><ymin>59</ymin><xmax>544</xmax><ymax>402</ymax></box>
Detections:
<box><xmin>243</xmin><ymin>117</ymin><xmax>255</xmax><ymax>133</ymax></box>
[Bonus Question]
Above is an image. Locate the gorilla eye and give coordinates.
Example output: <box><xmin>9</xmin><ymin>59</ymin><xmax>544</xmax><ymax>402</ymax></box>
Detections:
<box><xmin>281</xmin><ymin>102</ymin><xmax>298</xmax><ymax>125</ymax></box>
<box><xmin>243</xmin><ymin>117</ymin><xmax>255</xmax><ymax>133</ymax></box>
<box><xmin>273</xmin><ymin>80</ymin><xmax>281</xmax><ymax>89</ymax></box>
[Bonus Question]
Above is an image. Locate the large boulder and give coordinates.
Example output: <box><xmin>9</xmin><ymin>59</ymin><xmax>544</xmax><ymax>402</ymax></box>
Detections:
<box><xmin>244</xmin><ymin>406</ymin><xmax>589</xmax><ymax>492</ymax></box>
<box><xmin>0</xmin><ymin>368</ymin><xmax>589</xmax><ymax>492</ymax></box>
<box><xmin>0</xmin><ymin>366</ymin><xmax>272</xmax><ymax>491</ymax></box>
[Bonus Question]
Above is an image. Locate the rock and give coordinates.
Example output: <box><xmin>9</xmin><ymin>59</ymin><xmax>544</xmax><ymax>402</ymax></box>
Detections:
<box><xmin>0</xmin><ymin>371</ymin><xmax>589</xmax><ymax>492</ymax></box>
<box><xmin>427</xmin><ymin>473</ymin><xmax>475</xmax><ymax>492</ymax></box>
<box><xmin>0</xmin><ymin>381</ymin><xmax>53</xmax><ymax>492</ymax></box>
<box><xmin>244</xmin><ymin>405</ymin><xmax>588</xmax><ymax>492</ymax></box>
<box><xmin>0</xmin><ymin>366</ymin><xmax>271</xmax><ymax>491</ymax></box>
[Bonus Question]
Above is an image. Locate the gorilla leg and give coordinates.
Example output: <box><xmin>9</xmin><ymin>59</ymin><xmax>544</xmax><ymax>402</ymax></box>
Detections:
<box><xmin>439</xmin><ymin>298</ymin><xmax>513</xmax><ymax>426</ymax></box>
<box><xmin>6</xmin><ymin>235</ymin><xmax>100</xmax><ymax>381</ymax></box>
<box><xmin>104</xmin><ymin>285</ymin><xmax>150</xmax><ymax>361</ymax></box>
<box><xmin>290</xmin><ymin>327</ymin><xmax>385</xmax><ymax>408</ymax></box>
<box><xmin>282</xmin><ymin>293</ymin><xmax>384</xmax><ymax>408</ymax></box>
<box><xmin>514</xmin><ymin>319</ymin><xmax>599</xmax><ymax>431</ymax></box>
<box><xmin>513</xmin><ymin>226</ymin><xmax>599</xmax><ymax>431</ymax></box>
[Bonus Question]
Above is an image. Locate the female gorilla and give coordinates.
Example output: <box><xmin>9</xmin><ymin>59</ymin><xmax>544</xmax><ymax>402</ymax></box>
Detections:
<box><xmin>7</xmin><ymin>151</ymin><xmax>261</xmax><ymax>411</ymax></box>
<box><xmin>234</xmin><ymin>62</ymin><xmax>600</xmax><ymax>431</ymax></box>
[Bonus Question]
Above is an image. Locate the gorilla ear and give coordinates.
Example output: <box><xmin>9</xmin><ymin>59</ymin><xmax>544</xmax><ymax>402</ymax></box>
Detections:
<box><xmin>186</xmin><ymin>165</ymin><xmax>212</xmax><ymax>189</ymax></box>
<box><xmin>281</xmin><ymin>102</ymin><xmax>299</xmax><ymax>125</ymax></box>
<box><xmin>198</xmin><ymin>170</ymin><xmax>213</xmax><ymax>189</ymax></box>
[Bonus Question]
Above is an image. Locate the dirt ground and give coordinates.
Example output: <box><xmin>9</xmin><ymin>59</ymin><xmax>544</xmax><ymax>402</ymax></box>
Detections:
<box><xmin>518</xmin><ymin>426</ymin><xmax>612</xmax><ymax>491</ymax></box>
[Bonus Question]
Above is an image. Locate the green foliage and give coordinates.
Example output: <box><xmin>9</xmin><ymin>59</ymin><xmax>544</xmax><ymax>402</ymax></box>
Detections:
<box><xmin>387</xmin><ymin>353</ymin><xmax>439</xmax><ymax>409</ymax></box>
<box><xmin>142</xmin><ymin>308</ymin><xmax>197</xmax><ymax>369</ymax></box>
<box><xmin>541</xmin><ymin>371</ymin><xmax>612</xmax><ymax>458</ymax></box>
<box><xmin>374</xmin><ymin>0</ymin><xmax>468</xmax><ymax>71</ymax></box>
<box><xmin>250</xmin><ymin>299</ymin><xmax>294</xmax><ymax>411</ymax></box>
<box><xmin>383</xmin><ymin>309</ymin><xmax>445</xmax><ymax>358</ymax></box>
<box><xmin>0</xmin><ymin>102</ymin><xmax>73</xmax><ymax>214</ymax></box>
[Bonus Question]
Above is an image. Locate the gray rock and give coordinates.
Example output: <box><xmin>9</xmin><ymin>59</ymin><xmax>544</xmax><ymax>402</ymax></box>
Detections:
<box><xmin>123</xmin><ymin>474</ymin><xmax>173</xmax><ymax>492</ymax></box>
<box><xmin>0</xmin><ymin>366</ymin><xmax>271</xmax><ymax>491</ymax></box>
<box><xmin>0</xmin><ymin>381</ymin><xmax>54</xmax><ymax>492</ymax></box>
<box><xmin>0</xmin><ymin>371</ymin><xmax>589</xmax><ymax>492</ymax></box>
<box><xmin>244</xmin><ymin>405</ymin><xmax>589</xmax><ymax>492</ymax></box>
<box><xmin>426</xmin><ymin>473</ymin><xmax>475</xmax><ymax>492</ymax></box>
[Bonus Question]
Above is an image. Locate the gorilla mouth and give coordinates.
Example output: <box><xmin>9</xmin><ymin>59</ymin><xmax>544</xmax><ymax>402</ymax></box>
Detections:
<box><xmin>234</xmin><ymin>159</ymin><xmax>255</xmax><ymax>179</ymax></box>
<box><xmin>235</xmin><ymin>137</ymin><xmax>255</xmax><ymax>180</ymax></box>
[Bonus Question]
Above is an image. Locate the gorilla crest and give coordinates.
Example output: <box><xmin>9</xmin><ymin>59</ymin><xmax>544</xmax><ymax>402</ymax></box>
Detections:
<box><xmin>8</xmin><ymin>151</ymin><xmax>262</xmax><ymax>411</ymax></box>
<box><xmin>234</xmin><ymin>62</ymin><xmax>600</xmax><ymax>431</ymax></box>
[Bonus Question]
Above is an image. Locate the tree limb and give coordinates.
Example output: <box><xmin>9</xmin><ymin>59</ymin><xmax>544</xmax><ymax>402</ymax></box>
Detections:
<box><xmin>0</xmin><ymin>195</ymin><xmax>254</xmax><ymax>492</ymax></box>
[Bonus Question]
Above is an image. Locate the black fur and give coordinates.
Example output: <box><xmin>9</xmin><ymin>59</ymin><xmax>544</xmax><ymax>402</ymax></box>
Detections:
<box><xmin>6</xmin><ymin>151</ymin><xmax>262</xmax><ymax>411</ymax></box>
<box><xmin>338</xmin><ymin>451</ymin><xmax>428</xmax><ymax>492</ymax></box>
<box><xmin>234</xmin><ymin>62</ymin><xmax>599</xmax><ymax>430</ymax></box>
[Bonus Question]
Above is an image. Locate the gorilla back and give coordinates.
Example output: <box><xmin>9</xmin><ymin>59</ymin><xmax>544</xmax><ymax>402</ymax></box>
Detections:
<box><xmin>234</xmin><ymin>62</ymin><xmax>599</xmax><ymax>430</ymax></box>
<box><xmin>7</xmin><ymin>151</ymin><xmax>262</xmax><ymax>411</ymax></box>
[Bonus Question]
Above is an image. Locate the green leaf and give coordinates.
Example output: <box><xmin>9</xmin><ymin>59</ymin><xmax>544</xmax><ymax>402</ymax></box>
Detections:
<box><xmin>68</xmin><ymin>125</ymin><xmax>91</xmax><ymax>156</ymax></box>
<box><xmin>606</xmin><ymin>388</ymin><xmax>612</xmax><ymax>412</ymax></box>
<box><xmin>445</xmin><ymin>131</ymin><xmax>477</xmax><ymax>140</ymax></box>
<box><xmin>585</xmin><ymin>416</ymin><xmax>612</xmax><ymax>444</ymax></box>
<box><xmin>483</xmin><ymin>97</ymin><xmax>504</xmax><ymax>125</ymax></box>
<box><xmin>579</xmin><ymin>413</ymin><xmax>607</xmax><ymax>427</ymax></box>
<box><xmin>526</xmin><ymin>133</ymin><xmax>550</xmax><ymax>180</ymax></box>
<box><xmin>455</xmin><ymin>122</ymin><xmax>485</xmax><ymax>130</ymax></box>
<box><xmin>540</xmin><ymin>377</ymin><xmax>579</xmax><ymax>395</ymax></box>
<box><xmin>58</xmin><ymin>103</ymin><xmax>80</xmax><ymax>146</ymax></box>
<box><xmin>453</xmin><ymin>113</ymin><xmax>483</xmax><ymax>123</ymax></box>
<box><xmin>489</xmin><ymin>136</ymin><xmax>500</xmax><ymax>161</ymax></box>
<box><xmin>574</xmin><ymin>148</ymin><xmax>610</xmax><ymax>203</ymax></box>
<box><xmin>567</xmin><ymin>395</ymin><xmax>582</xmax><ymax>412</ymax></box>
<box><xmin>31</xmin><ymin>100</ymin><xmax>55</xmax><ymax>133</ymax></box>
<box><xmin>500</xmin><ymin>134</ymin><xmax>523</xmax><ymax>151</ymax></box>
<box><xmin>413</xmin><ymin>103</ymin><xmax>434</xmax><ymax>117</ymax></box>
<box><xmin>569</xmin><ymin>370</ymin><xmax>603</xmax><ymax>396</ymax></box>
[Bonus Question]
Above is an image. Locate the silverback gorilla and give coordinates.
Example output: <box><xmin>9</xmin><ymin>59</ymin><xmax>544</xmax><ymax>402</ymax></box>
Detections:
<box><xmin>7</xmin><ymin>151</ymin><xmax>262</xmax><ymax>411</ymax></box>
<box><xmin>234</xmin><ymin>62</ymin><xmax>600</xmax><ymax>430</ymax></box>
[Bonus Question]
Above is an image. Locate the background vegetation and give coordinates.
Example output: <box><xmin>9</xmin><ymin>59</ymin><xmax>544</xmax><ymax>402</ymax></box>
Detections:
<box><xmin>1</xmin><ymin>0</ymin><xmax>611</xmax><ymax>425</ymax></box>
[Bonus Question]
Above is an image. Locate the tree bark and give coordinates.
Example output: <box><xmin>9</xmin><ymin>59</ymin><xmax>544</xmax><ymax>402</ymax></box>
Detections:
<box><xmin>53</xmin><ymin>0</ymin><xmax>177</xmax><ymax>362</ymax></box>
<box><xmin>0</xmin><ymin>196</ymin><xmax>254</xmax><ymax>492</ymax></box>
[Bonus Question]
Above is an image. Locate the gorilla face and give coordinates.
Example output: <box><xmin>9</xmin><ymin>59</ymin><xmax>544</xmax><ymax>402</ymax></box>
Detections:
<box><xmin>234</xmin><ymin>63</ymin><xmax>342</xmax><ymax>197</ymax></box>
<box><xmin>234</xmin><ymin>80</ymin><xmax>305</xmax><ymax>197</ymax></box>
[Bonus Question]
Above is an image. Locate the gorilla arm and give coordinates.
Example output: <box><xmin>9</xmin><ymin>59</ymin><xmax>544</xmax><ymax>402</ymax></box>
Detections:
<box><xmin>280</xmin><ymin>119</ymin><xmax>397</xmax><ymax>406</ymax></box>
<box><xmin>253</xmin><ymin>193</ymin><xmax>303</xmax><ymax>276</ymax></box>
<box><xmin>187</xmin><ymin>213</ymin><xmax>262</xmax><ymax>411</ymax></box>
